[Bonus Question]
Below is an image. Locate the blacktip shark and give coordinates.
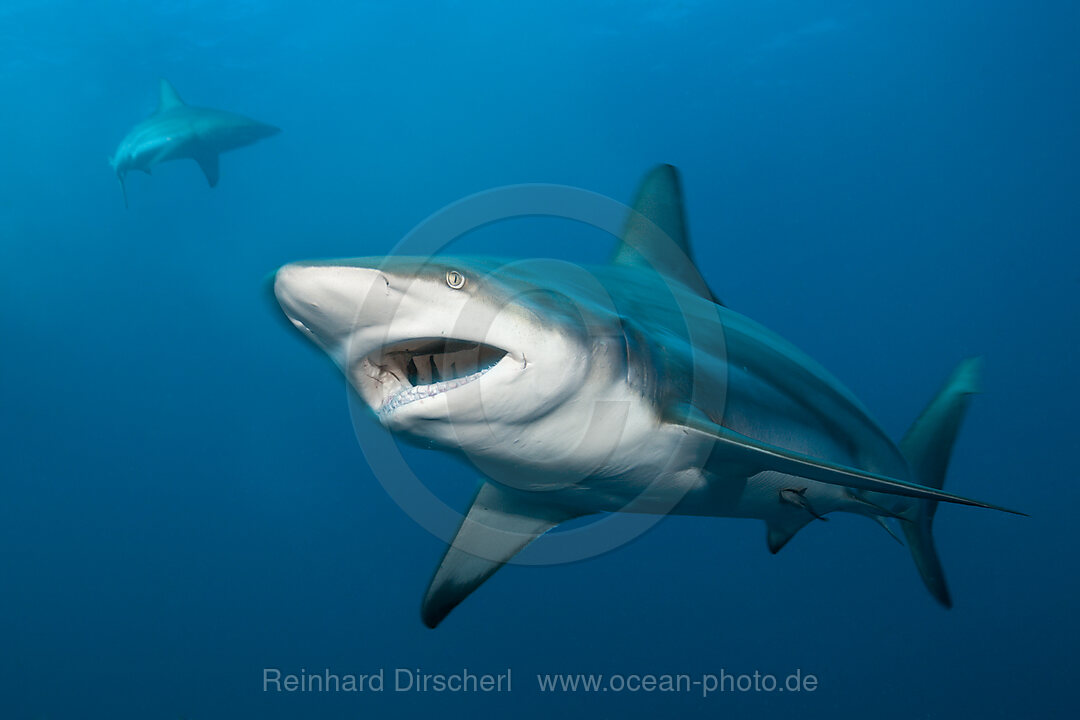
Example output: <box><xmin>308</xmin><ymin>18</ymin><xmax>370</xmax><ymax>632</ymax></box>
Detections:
<box><xmin>272</xmin><ymin>165</ymin><xmax>1020</xmax><ymax>628</ymax></box>
<box><xmin>110</xmin><ymin>79</ymin><xmax>280</xmax><ymax>207</ymax></box>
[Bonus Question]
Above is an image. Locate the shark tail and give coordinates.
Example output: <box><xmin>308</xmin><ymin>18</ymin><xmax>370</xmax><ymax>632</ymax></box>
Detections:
<box><xmin>897</xmin><ymin>357</ymin><xmax>984</xmax><ymax>609</ymax></box>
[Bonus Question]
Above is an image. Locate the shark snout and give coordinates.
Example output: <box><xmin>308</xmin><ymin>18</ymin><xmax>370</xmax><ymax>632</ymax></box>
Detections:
<box><xmin>272</xmin><ymin>264</ymin><xmax>316</xmax><ymax>335</ymax></box>
<box><xmin>274</xmin><ymin>263</ymin><xmax>343</xmax><ymax>339</ymax></box>
<box><xmin>273</xmin><ymin>262</ymin><xmax>394</xmax><ymax>356</ymax></box>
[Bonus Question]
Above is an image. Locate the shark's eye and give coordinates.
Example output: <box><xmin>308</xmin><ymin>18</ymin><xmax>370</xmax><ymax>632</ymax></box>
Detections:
<box><xmin>445</xmin><ymin>270</ymin><xmax>466</xmax><ymax>289</ymax></box>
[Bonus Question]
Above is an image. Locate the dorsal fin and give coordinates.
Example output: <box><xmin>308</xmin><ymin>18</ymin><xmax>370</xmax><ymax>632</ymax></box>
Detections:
<box><xmin>612</xmin><ymin>164</ymin><xmax>721</xmax><ymax>304</ymax></box>
<box><xmin>155</xmin><ymin>79</ymin><xmax>186</xmax><ymax>114</ymax></box>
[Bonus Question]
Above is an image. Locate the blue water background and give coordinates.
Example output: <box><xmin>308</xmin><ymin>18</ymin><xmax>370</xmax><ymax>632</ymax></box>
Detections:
<box><xmin>1</xmin><ymin>1</ymin><xmax>1077</xmax><ymax>718</ymax></box>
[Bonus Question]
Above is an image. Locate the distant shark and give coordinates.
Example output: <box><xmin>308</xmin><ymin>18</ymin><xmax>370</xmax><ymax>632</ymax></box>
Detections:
<box><xmin>110</xmin><ymin>79</ymin><xmax>280</xmax><ymax>206</ymax></box>
<box><xmin>272</xmin><ymin>165</ymin><xmax>1020</xmax><ymax>628</ymax></box>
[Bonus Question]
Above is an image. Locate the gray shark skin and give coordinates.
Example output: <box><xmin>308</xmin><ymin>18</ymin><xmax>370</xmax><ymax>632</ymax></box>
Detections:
<box><xmin>272</xmin><ymin>165</ymin><xmax>1020</xmax><ymax>628</ymax></box>
<box><xmin>110</xmin><ymin>79</ymin><xmax>280</xmax><ymax>206</ymax></box>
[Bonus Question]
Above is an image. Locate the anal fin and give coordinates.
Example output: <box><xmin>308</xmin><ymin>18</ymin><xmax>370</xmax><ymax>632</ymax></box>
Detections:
<box><xmin>422</xmin><ymin>482</ymin><xmax>583</xmax><ymax>628</ymax></box>
<box><xmin>870</xmin><ymin>515</ymin><xmax>905</xmax><ymax>545</ymax></box>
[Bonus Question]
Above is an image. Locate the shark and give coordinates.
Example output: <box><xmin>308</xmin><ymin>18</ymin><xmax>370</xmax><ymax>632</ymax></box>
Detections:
<box><xmin>110</xmin><ymin>79</ymin><xmax>280</xmax><ymax>207</ymax></box>
<box><xmin>272</xmin><ymin>165</ymin><xmax>1020</xmax><ymax>628</ymax></box>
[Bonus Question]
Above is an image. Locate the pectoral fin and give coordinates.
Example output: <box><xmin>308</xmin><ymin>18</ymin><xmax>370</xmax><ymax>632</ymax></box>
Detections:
<box><xmin>194</xmin><ymin>152</ymin><xmax>220</xmax><ymax>187</ymax></box>
<box><xmin>421</xmin><ymin>482</ymin><xmax>583</xmax><ymax>628</ymax></box>
<box><xmin>117</xmin><ymin>172</ymin><xmax>128</xmax><ymax>209</ymax></box>
<box><xmin>670</xmin><ymin>405</ymin><xmax>1022</xmax><ymax>515</ymax></box>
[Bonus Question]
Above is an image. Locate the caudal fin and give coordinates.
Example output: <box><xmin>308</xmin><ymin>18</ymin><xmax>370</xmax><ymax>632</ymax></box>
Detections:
<box><xmin>898</xmin><ymin>357</ymin><xmax>983</xmax><ymax>608</ymax></box>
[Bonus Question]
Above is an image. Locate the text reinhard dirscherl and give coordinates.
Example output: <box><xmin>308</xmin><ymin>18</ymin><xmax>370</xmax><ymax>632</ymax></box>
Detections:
<box><xmin>263</xmin><ymin>667</ymin><xmax>512</xmax><ymax>694</ymax></box>
<box><xmin>262</xmin><ymin>668</ymin><xmax>819</xmax><ymax>697</ymax></box>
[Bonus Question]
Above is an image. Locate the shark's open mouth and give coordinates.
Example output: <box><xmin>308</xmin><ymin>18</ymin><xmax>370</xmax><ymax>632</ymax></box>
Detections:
<box><xmin>361</xmin><ymin>338</ymin><xmax>509</xmax><ymax>415</ymax></box>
